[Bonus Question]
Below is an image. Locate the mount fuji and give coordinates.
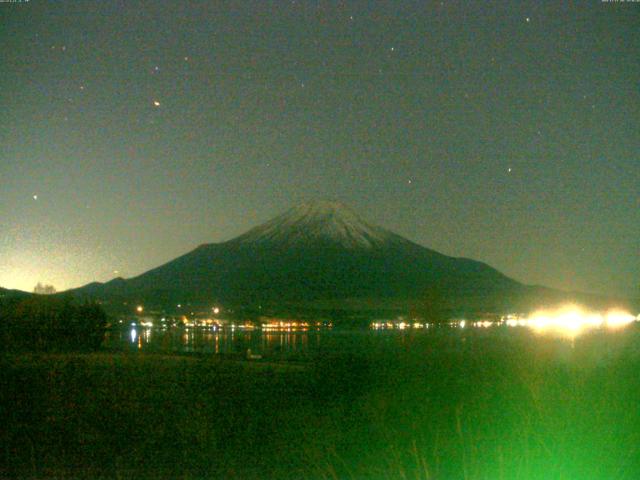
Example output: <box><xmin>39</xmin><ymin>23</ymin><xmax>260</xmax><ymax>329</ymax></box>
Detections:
<box><xmin>67</xmin><ymin>201</ymin><xmax>603</xmax><ymax>316</ymax></box>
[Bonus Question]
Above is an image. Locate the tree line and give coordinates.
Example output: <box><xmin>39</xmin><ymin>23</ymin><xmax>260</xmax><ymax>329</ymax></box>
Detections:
<box><xmin>0</xmin><ymin>296</ymin><xmax>107</xmax><ymax>352</ymax></box>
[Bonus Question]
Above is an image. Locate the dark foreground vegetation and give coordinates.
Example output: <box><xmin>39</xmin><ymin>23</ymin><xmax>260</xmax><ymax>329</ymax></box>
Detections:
<box><xmin>0</xmin><ymin>296</ymin><xmax>106</xmax><ymax>353</ymax></box>
<box><xmin>2</xmin><ymin>327</ymin><xmax>640</xmax><ymax>479</ymax></box>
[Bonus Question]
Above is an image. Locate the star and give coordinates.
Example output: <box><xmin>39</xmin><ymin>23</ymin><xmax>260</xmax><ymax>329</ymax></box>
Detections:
<box><xmin>33</xmin><ymin>195</ymin><xmax>38</xmax><ymax>200</ymax></box>
<box><xmin>526</xmin><ymin>17</ymin><xmax>531</xmax><ymax>23</ymax></box>
<box><xmin>153</xmin><ymin>100</ymin><xmax>161</xmax><ymax>107</ymax></box>
<box><xmin>508</xmin><ymin>168</ymin><xmax>512</xmax><ymax>173</ymax></box>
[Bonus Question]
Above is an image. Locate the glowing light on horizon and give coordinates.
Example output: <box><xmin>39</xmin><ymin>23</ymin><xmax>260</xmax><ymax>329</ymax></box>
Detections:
<box><xmin>474</xmin><ymin>321</ymin><xmax>493</xmax><ymax>328</ymax></box>
<box><xmin>605</xmin><ymin>310</ymin><xmax>638</xmax><ymax>329</ymax></box>
<box><xmin>517</xmin><ymin>305</ymin><xmax>636</xmax><ymax>337</ymax></box>
<box><xmin>366</xmin><ymin>307</ymin><xmax>637</xmax><ymax>335</ymax></box>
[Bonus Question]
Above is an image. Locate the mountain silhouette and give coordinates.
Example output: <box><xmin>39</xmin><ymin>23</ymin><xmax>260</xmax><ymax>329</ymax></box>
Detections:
<box><xmin>66</xmin><ymin>201</ymin><xmax>620</xmax><ymax>316</ymax></box>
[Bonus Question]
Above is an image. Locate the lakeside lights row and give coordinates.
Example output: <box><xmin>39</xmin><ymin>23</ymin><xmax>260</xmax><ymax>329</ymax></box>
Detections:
<box><xmin>127</xmin><ymin>316</ymin><xmax>332</xmax><ymax>331</ymax></box>
<box><xmin>136</xmin><ymin>305</ymin><xmax>221</xmax><ymax>314</ymax></box>
<box><xmin>131</xmin><ymin>304</ymin><xmax>637</xmax><ymax>336</ymax></box>
<box><xmin>370</xmin><ymin>306</ymin><xmax>639</xmax><ymax>336</ymax></box>
<box><xmin>513</xmin><ymin>307</ymin><xmax>638</xmax><ymax>336</ymax></box>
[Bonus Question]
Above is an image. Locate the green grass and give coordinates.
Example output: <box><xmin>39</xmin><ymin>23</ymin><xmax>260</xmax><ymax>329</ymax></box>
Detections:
<box><xmin>2</xmin><ymin>328</ymin><xmax>640</xmax><ymax>479</ymax></box>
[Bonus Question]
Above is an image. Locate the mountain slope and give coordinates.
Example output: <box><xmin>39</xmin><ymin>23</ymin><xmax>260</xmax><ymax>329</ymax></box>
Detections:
<box><xmin>67</xmin><ymin>201</ymin><xmax>535</xmax><ymax>313</ymax></box>
<box><xmin>0</xmin><ymin>287</ymin><xmax>31</xmax><ymax>299</ymax></box>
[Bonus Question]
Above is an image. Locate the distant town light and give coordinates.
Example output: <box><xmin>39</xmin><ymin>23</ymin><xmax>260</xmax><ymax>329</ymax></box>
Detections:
<box><xmin>212</xmin><ymin>307</ymin><xmax>220</xmax><ymax>315</ymax></box>
<box><xmin>136</xmin><ymin>305</ymin><xmax>144</xmax><ymax>313</ymax></box>
<box><xmin>506</xmin><ymin>305</ymin><xmax>637</xmax><ymax>338</ymax></box>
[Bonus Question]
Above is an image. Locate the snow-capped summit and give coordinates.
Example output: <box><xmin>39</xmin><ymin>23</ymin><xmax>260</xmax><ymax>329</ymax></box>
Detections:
<box><xmin>234</xmin><ymin>200</ymin><xmax>394</xmax><ymax>249</ymax></box>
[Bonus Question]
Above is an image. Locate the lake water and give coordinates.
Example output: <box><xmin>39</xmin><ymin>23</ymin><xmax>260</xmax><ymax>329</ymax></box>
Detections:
<box><xmin>104</xmin><ymin>325</ymin><xmax>326</xmax><ymax>356</ymax></box>
<box><xmin>103</xmin><ymin>321</ymin><xmax>640</xmax><ymax>365</ymax></box>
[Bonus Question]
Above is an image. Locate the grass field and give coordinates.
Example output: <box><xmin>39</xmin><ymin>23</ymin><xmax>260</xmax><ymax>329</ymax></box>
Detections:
<box><xmin>2</xmin><ymin>328</ymin><xmax>640</xmax><ymax>479</ymax></box>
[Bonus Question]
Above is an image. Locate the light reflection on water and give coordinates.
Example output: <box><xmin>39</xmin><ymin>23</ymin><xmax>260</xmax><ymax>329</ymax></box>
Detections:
<box><xmin>108</xmin><ymin>326</ymin><xmax>328</xmax><ymax>356</ymax></box>
<box><xmin>105</xmin><ymin>320</ymin><xmax>640</xmax><ymax>362</ymax></box>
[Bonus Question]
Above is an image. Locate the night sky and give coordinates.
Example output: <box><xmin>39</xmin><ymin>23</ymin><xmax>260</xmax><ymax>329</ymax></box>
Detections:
<box><xmin>1</xmin><ymin>1</ymin><xmax>638</xmax><ymax>297</ymax></box>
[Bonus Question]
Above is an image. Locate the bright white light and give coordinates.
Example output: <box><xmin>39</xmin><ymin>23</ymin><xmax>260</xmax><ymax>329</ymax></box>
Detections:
<box><xmin>212</xmin><ymin>307</ymin><xmax>220</xmax><ymax>315</ymax></box>
<box><xmin>507</xmin><ymin>305</ymin><xmax>637</xmax><ymax>337</ymax></box>
<box><xmin>475</xmin><ymin>320</ymin><xmax>492</xmax><ymax>328</ymax></box>
<box><xmin>136</xmin><ymin>305</ymin><xmax>143</xmax><ymax>313</ymax></box>
<box><xmin>459</xmin><ymin>320</ymin><xmax>466</xmax><ymax>329</ymax></box>
<box><xmin>605</xmin><ymin>310</ymin><xmax>636</xmax><ymax>329</ymax></box>
<box><xmin>130</xmin><ymin>328</ymin><xmax>137</xmax><ymax>342</ymax></box>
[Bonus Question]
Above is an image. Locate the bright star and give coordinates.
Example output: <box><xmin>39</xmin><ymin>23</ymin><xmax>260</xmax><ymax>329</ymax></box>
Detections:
<box><xmin>153</xmin><ymin>100</ymin><xmax>161</xmax><ymax>107</ymax></box>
